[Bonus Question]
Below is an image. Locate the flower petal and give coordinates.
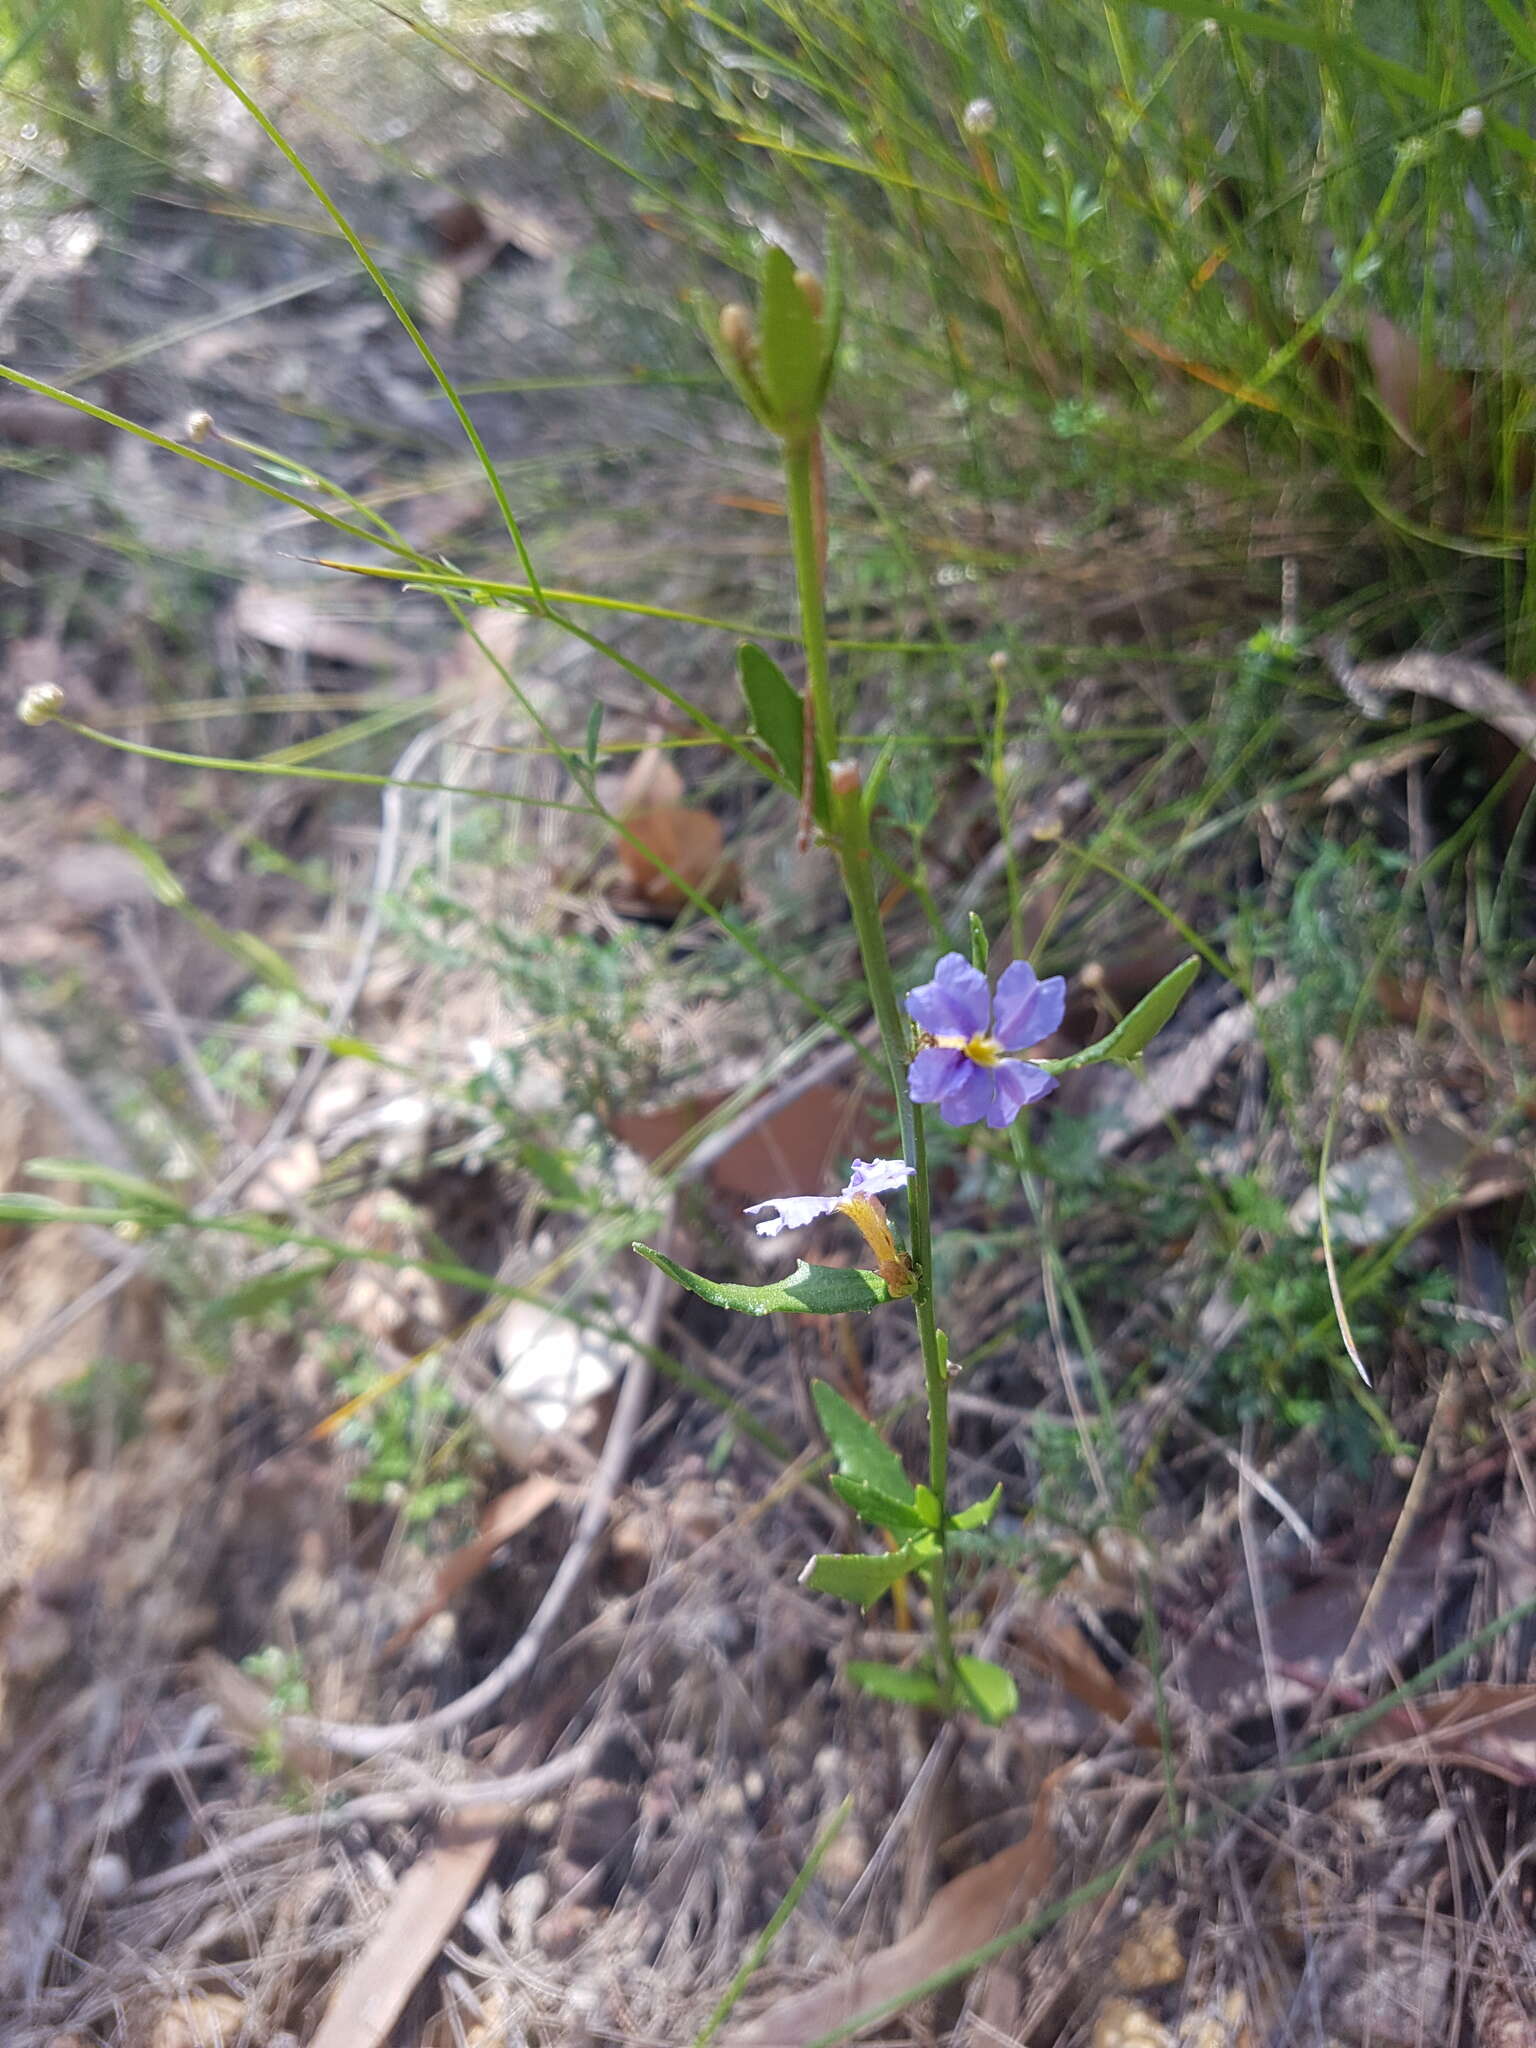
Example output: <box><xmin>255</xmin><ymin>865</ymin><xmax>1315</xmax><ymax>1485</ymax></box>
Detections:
<box><xmin>742</xmin><ymin>1193</ymin><xmax>840</xmax><ymax>1237</ymax></box>
<box><xmin>994</xmin><ymin>961</ymin><xmax>1066</xmax><ymax>1049</ymax></box>
<box><xmin>907</xmin><ymin>1045</ymin><xmax>965</xmax><ymax>1104</ymax></box>
<box><xmin>984</xmin><ymin>1059</ymin><xmax>1058</xmax><ymax>1128</ymax></box>
<box><xmin>905</xmin><ymin>952</ymin><xmax>990</xmax><ymax>1037</ymax></box>
<box><xmin>844</xmin><ymin>1157</ymin><xmax>915</xmax><ymax>1200</ymax></box>
<box><xmin>936</xmin><ymin>1058</ymin><xmax>995</xmax><ymax>1127</ymax></box>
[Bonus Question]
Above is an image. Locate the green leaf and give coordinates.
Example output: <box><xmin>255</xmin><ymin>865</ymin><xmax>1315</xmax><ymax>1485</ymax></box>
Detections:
<box><xmin>914</xmin><ymin>1483</ymin><xmax>943</xmax><ymax>1530</ymax></box>
<box><xmin>812</xmin><ymin>1380</ymin><xmax>914</xmax><ymax>1499</ymax></box>
<box><xmin>957</xmin><ymin>1655</ymin><xmax>1019</xmax><ymax>1724</ymax></box>
<box><xmin>633</xmin><ymin>1244</ymin><xmax>894</xmax><ymax>1315</ymax></box>
<box><xmin>583</xmin><ymin>700</ymin><xmax>604</xmax><ymax>772</ymax></box>
<box><xmin>224</xmin><ymin>928</ymin><xmax>306</xmax><ymax>999</ymax></box>
<box><xmin>831</xmin><ymin>1475</ymin><xmax>927</xmax><ymax>1536</ymax></box>
<box><xmin>758</xmin><ymin>242</ymin><xmax>824</xmax><ymax>428</ymax></box>
<box><xmin>0</xmin><ymin>1193</ymin><xmax>78</xmax><ymax>1225</ymax></box>
<box><xmin>738</xmin><ymin>642</ymin><xmax>829</xmax><ymax>823</ymax></box>
<box><xmin>846</xmin><ymin>1661</ymin><xmax>945</xmax><ymax>1707</ymax></box>
<box><xmin>102</xmin><ymin>823</ymin><xmax>187</xmax><ymax>906</ymax></box>
<box><xmin>949</xmin><ymin>1483</ymin><xmax>1003</xmax><ymax>1532</ymax></box>
<box><xmin>324</xmin><ymin>1036</ymin><xmax>387</xmax><ymax>1063</ymax></box>
<box><xmin>802</xmin><ymin>1539</ymin><xmax>935</xmax><ymax>1608</ymax></box>
<box><xmin>1038</xmin><ymin>958</ymin><xmax>1199</xmax><ymax>1072</ymax></box>
<box><xmin>211</xmin><ymin>1257</ymin><xmax>336</xmax><ymax>1322</ymax></box>
<box><xmin>26</xmin><ymin>1158</ymin><xmax>185</xmax><ymax>1217</ymax></box>
<box><xmin>968</xmin><ymin>913</ymin><xmax>989</xmax><ymax>973</ymax></box>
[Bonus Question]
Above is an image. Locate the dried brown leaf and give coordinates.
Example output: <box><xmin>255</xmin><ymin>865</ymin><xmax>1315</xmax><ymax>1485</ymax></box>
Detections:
<box><xmin>1370</xmin><ymin>1682</ymin><xmax>1536</xmax><ymax>1785</ymax></box>
<box><xmin>306</xmin><ymin>1811</ymin><xmax>505</xmax><ymax>2048</ymax></box>
<box><xmin>1342</xmin><ymin>649</ymin><xmax>1536</xmax><ymax>762</ymax></box>
<box><xmin>615</xmin><ymin>804</ymin><xmax>732</xmax><ymax>915</ymax></box>
<box><xmin>381</xmin><ymin>1476</ymin><xmax>564</xmax><ymax>1658</ymax></box>
<box><xmin>1016</xmin><ymin>1603</ymin><xmax>1146</xmax><ymax>1734</ymax></box>
<box><xmin>1287</xmin><ymin>1120</ymin><xmax>1527</xmax><ymax>1246</ymax></box>
<box><xmin>722</xmin><ymin>1780</ymin><xmax>1057</xmax><ymax>2046</ymax></box>
<box><xmin>614</xmin><ymin>742</ymin><xmax>686</xmax><ymax>815</ymax></box>
<box><xmin>1176</xmin><ymin>1516</ymin><xmax>1455</xmax><ymax>1721</ymax></box>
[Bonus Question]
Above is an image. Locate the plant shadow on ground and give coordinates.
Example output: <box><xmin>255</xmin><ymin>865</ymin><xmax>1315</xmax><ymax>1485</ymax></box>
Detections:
<box><xmin>0</xmin><ymin>5</ymin><xmax>1534</xmax><ymax>2046</ymax></box>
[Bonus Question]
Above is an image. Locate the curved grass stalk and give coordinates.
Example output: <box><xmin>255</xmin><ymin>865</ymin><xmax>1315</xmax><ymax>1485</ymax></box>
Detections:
<box><xmin>138</xmin><ymin>0</ymin><xmax>546</xmax><ymax>602</ymax></box>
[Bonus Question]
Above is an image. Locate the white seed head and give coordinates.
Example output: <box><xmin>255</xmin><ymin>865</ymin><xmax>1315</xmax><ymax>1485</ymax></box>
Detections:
<box><xmin>1455</xmin><ymin>105</ymin><xmax>1484</xmax><ymax>139</ymax></box>
<box><xmin>184</xmin><ymin>408</ymin><xmax>215</xmax><ymax>443</ymax></box>
<box><xmin>961</xmin><ymin>97</ymin><xmax>998</xmax><ymax>138</ymax></box>
<box><xmin>17</xmin><ymin>681</ymin><xmax>64</xmax><ymax>726</ymax></box>
<box><xmin>987</xmin><ymin>649</ymin><xmax>1009</xmax><ymax>675</ymax></box>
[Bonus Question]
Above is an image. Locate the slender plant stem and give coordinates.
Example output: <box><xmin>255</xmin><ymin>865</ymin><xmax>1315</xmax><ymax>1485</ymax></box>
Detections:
<box><xmin>784</xmin><ymin>434</ymin><xmax>960</xmax><ymax>1712</ymax></box>
<box><xmin>783</xmin><ymin>431</ymin><xmax>839</xmax><ymax>774</ymax></box>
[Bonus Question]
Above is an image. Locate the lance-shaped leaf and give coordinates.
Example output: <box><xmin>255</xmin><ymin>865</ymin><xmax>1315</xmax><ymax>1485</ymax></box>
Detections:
<box><xmin>633</xmin><ymin>1244</ymin><xmax>895</xmax><ymax>1315</ymax></box>
<box><xmin>846</xmin><ymin>1661</ymin><xmax>946</xmax><ymax>1707</ymax></box>
<box><xmin>802</xmin><ymin>1535</ymin><xmax>938</xmax><ymax>1608</ymax></box>
<box><xmin>949</xmin><ymin>1483</ymin><xmax>1003</xmax><ymax>1532</ymax></box>
<box><xmin>1037</xmin><ymin>957</ymin><xmax>1199</xmax><ymax>1072</ymax></box>
<box><xmin>738</xmin><ymin>642</ymin><xmax>829</xmax><ymax>824</ymax></box>
<box><xmin>812</xmin><ymin>1381</ymin><xmax>913</xmax><ymax>1498</ymax></box>
<box><xmin>27</xmin><ymin>1158</ymin><xmax>187</xmax><ymax>1218</ymax></box>
<box><xmin>831</xmin><ymin>1477</ymin><xmax>928</xmax><ymax>1536</ymax></box>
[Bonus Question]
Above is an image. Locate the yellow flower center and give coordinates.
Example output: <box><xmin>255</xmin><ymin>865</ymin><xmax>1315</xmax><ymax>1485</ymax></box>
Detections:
<box><xmin>932</xmin><ymin>1030</ymin><xmax>1003</xmax><ymax>1067</ymax></box>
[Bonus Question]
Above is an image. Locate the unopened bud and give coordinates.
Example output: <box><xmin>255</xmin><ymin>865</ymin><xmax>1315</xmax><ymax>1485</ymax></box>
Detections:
<box><xmin>793</xmin><ymin>268</ymin><xmax>823</xmax><ymax>317</ymax></box>
<box><xmin>987</xmin><ymin>650</ymin><xmax>1009</xmax><ymax>675</ymax></box>
<box><xmin>18</xmin><ymin>682</ymin><xmax>64</xmax><ymax>726</ymax></box>
<box><xmin>1079</xmin><ymin>960</ymin><xmax>1107</xmax><ymax>993</ymax></box>
<box><xmin>1455</xmin><ymin>105</ymin><xmax>1484</xmax><ymax>140</ymax></box>
<box><xmin>962</xmin><ymin>97</ymin><xmax>998</xmax><ymax>138</ymax></box>
<box><xmin>184</xmin><ymin>408</ymin><xmax>215</xmax><ymax>443</ymax></box>
<box><xmin>718</xmin><ymin>302</ymin><xmax>754</xmax><ymax>359</ymax></box>
<box><xmin>828</xmin><ymin>758</ymin><xmax>861</xmax><ymax>797</ymax></box>
<box><xmin>113</xmin><ymin>1218</ymin><xmax>146</xmax><ymax>1245</ymax></box>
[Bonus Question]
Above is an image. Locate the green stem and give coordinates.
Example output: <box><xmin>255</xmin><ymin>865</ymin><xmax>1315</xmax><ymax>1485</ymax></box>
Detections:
<box><xmin>781</xmin><ymin>403</ymin><xmax>959</xmax><ymax>1713</ymax></box>
<box><xmin>829</xmin><ymin>741</ymin><xmax>960</xmax><ymax>1716</ymax></box>
<box><xmin>782</xmin><ymin>432</ymin><xmax>838</xmax><ymax>774</ymax></box>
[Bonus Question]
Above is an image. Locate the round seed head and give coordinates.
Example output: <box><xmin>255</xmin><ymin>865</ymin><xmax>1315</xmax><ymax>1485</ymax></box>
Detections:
<box><xmin>18</xmin><ymin>681</ymin><xmax>64</xmax><ymax>726</ymax></box>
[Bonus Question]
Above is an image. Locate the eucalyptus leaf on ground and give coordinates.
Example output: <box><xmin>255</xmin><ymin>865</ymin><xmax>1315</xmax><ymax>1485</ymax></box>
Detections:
<box><xmin>634</xmin><ymin>1244</ymin><xmax>895</xmax><ymax>1315</ymax></box>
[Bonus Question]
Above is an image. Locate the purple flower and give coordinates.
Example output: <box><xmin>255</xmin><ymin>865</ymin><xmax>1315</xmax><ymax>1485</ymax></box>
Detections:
<box><xmin>744</xmin><ymin>1157</ymin><xmax>914</xmax><ymax>1238</ymax></box>
<box><xmin>904</xmin><ymin>952</ymin><xmax>1065</xmax><ymax>1129</ymax></box>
